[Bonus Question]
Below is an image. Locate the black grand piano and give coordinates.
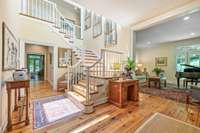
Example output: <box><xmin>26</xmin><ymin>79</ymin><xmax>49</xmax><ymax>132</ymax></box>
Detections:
<box><xmin>175</xmin><ymin>64</ymin><xmax>200</xmax><ymax>88</ymax></box>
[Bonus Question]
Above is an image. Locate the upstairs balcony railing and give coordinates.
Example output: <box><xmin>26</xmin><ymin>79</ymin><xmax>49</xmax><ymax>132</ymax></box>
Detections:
<box><xmin>20</xmin><ymin>0</ymin><xmax>75</xmax><ymax>42</ymax></box>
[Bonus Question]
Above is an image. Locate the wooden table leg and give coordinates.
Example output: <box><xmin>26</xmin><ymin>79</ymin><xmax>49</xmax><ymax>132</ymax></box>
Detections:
<box><xmin>14</xmin><ymin>89</ymin><xmax>18</xmax><ymax>111</ymax></box>
<box><xmin>7</xmin><ymin>89</ymin><xmax>12</xmax><ymax>131</ymax></box>
<box><xmin>159</xmin><ymin>81</ymin><xmax>161</xmax><ymax>89</ymax></box>
<box><xmin>18</xmin><ymin>88</ymin><xmax>21</xmax><ymax>101</ymax></box>
<box><xmin>148</xmin><ymin>80</ymin><xmax>150</xmax><ymax>88</ymax></box>
<box><xmin>164</xmin><ymin>80</ymin><xmax>167</xmax><ymax>87</ymax></box>
<box><xmin>25</xmin><ymin>87</ymin><xmax>29</xmax><ymax>125</ymax></box>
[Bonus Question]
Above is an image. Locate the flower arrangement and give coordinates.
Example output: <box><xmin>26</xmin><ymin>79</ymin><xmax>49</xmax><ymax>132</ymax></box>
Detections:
<box><xmin>123</xmin><ymin>57</ymin><xmax>136</xmax><ymax>79</ymax></box>
<box><xmin>152</xmin><ymin>67</ymin><xmax>164</xmax><ymax>77</ymax></box>
<box><xmin>113</xmin><ymin>63</ymin><xmax>121</xmax><ymax>70</ymax></box>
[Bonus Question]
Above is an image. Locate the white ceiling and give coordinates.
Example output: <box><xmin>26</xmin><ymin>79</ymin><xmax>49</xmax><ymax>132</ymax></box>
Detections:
<box><xmin>71</xmin><ymin>0</ymin><xmax>193</xmax><ymax>26</ymax></box>
<box><xmin>136</xmin><ymin>10</ymin><xmax>200</xmax><ymax>48</ymax></box>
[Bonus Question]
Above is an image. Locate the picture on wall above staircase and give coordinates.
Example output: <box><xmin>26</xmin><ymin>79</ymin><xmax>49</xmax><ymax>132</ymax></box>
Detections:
<box><xmin>104</xmin><ymin>20</ymin><xmax>118</xmax><ymax>47</ymax></box>
<box><xmin>93</xmin><ymin>14</ymin><xmax>102</xmax><ymax>38</ymax></box>
<box><xmin>84</xmin><ymin>9</ymin><xmax>92</xmax><ymax>30</ymax></box>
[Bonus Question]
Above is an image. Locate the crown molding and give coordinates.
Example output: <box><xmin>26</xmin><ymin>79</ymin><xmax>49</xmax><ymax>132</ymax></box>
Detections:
<box><xmin>131</xmin><ymin>0</ymin><xmax>200</xmax><ymax>31</ymax></box>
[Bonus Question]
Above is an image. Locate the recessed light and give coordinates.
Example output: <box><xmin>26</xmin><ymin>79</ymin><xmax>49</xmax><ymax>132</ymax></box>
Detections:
<box><xmin>147</xmin><ymin>42</ymin><xmax>151</xmax><ymax>44</ymax></box>
<box><xmin>184</xmin><ymin>16</ymin><xmax>190</xmax><ymax>21</ymax></box>
<box><xmin>190</xmin><ymin>32</ymin><xmax>195</xmax><ymax>36</ymax></box>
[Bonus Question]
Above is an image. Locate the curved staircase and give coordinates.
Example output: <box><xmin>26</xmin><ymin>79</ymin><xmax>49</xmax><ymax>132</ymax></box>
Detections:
<box><xmin>20</xmin><ymin>0</ymin><xmax>125</xmax><ymax>114</ymax></box>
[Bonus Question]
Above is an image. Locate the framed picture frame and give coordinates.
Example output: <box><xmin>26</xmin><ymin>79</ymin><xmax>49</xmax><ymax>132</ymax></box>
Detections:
<box><xmin>2</xmin><ymin>22</ymin><xmax>19</xmax><ymax>71</ymax></box>
<box><xmin>84</xmin><ymin>10</ymin><xmax>92</xmax><ymax>30</ymax></box>
<box><xmin>155</xmin><ymin>57</ymin><xmax>167</xmax><ymax>66</ymax></box>
<box><xmin>93</xmin><ymin>14</ymin><xmax>102</xmax><ymax>38</ymax></box>
<box><xmin>104</xmin><ymin>20</ymin><xmax>117</xmax><ymax>47</ymax></box>
<box><xmin>58</xmin><ymin>48</ymin><xmax>72</xmax><ymax>68</ymax></box>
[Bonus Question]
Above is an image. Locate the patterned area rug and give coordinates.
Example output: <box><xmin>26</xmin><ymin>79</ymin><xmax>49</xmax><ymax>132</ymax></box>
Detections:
<box><xmin>33</xmin><ymin>95</ymin><xmax>82</xmax><ymax>130</ymax></box>
<box><xmin>140</xmin><ymin>85</ymin><xmax>188</xmax><ymax>103</ymax></box>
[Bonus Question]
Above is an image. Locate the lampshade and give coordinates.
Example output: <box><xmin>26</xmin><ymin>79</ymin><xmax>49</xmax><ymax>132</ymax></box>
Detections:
<box><xmin>137</xmin><ymin>64</ymin><xmax>143</xmax><ymax>67</ymax></box>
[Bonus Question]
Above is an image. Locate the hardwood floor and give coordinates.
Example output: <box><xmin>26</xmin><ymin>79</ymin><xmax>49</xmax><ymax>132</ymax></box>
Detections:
<box><xmin>8</xmin><ymin>81</ymin><xmax>200</xmax><ymax>133</ymax></box>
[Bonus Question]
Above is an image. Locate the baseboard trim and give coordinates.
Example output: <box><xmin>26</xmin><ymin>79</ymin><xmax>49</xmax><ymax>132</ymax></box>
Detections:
<box><xmin>0</xmin><ymin>121</ymin><xmax>8</xmax><ymax>133</ymax></box>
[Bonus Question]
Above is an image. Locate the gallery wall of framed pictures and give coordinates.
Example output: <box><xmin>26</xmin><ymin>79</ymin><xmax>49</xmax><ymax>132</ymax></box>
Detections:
<box><xmin>2</xmin><ymin>22</ymin><xmax>20</xmax><ymax>71</ymax></box>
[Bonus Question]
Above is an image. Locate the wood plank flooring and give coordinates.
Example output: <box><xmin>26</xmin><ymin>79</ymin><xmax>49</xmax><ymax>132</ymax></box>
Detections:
<box><xmin>8</xmin><ymin>81</ymin><xmax>200</xmax><ymax>133</ymax></box>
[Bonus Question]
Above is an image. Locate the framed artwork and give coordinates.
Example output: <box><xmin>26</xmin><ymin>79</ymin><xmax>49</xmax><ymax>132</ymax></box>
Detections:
<box><xmin>104</xmin><ymin>20</ymin><xmax>117</xmax><ymax>47</ymax></box>
<box><xmin>2</xmin><ymin>22</ymin><xmax>19</xmax><ymax>71</ymax></box>
<box><xmin>58</xmin><ymin>48</ymin><xmax>72</xmax><ymax>68</ymax></box>
<box><xmin>84</xmin><ymin>9</ymin><xmax>91</xmax><ymax>30</ymax></box>
<box><xmin>155</xmin><ymin>57</ymin><xmax>167</xmax><ymax>66</ymax></box>
<box><xmin>93</xmin><ymin>14</ymin><xmax>102</xmax><ymax>38</ymax></box>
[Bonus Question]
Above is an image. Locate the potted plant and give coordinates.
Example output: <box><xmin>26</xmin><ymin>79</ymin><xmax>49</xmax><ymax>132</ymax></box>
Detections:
<box><xmin>152</xmin><ymin>67</ymin><xmax>164</xmax><ymax>77</ymax></box>
<box><xmin>123</xmin><ymin>57</ymin><xmax>136</xmax><ymax>79</ymax></box>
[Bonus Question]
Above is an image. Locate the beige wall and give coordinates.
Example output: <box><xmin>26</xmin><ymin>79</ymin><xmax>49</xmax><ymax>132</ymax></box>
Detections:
<box><xmin>136</xmin><ymin>37</ymin><xmax>200</xmax><ymax>83</ymax></box>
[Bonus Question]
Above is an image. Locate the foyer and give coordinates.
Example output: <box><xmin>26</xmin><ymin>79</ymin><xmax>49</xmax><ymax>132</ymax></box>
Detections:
<box><xmin>1</xmin><ymin>0</ymin><xmax>200</xmax><ymax>133</ymax></box>
<box><xmin>8</xmin><ymin>81</ymin><xmax>200</xmax><ymax>133</ymax></box>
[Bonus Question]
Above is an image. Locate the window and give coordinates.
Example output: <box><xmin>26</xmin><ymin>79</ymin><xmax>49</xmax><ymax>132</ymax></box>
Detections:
<box><xmin>189</xmin><ymin>53</ymin><xmax>200</xmax><ymax>67</ymax></box>
<box><xmin>176</xmin><ymin>52</ymin><xmax>186</xmax><ymax>72</ymax></box>
<box><xmin>93</xmin><ymin>14</ymin><xmax>102</xmax><ymax>38</ymax></box>
<box><xmin>176</xmin><ymin>48</ymin><xmax>200</xmax><ymax>71</ymax></box>
<box><xmin>84</xmin><ymin>9</ymin><xmax>91</xmax><ymax>30</ymax></box>
<box><xmin>104</xmin><ymin>20</ymin><xmax>117</xmax><ymax>47</ymax></box>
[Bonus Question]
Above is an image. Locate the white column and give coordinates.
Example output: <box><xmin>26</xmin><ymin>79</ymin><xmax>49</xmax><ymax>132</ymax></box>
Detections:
<box><xmin>131</xmin><ymin>30</ymin><xmax>136</xmax><ymax>60</ymax></box>
<box><xmin>52</xmin><ymin>46</ymin><xmax>58</xmax><ymax>91</ymax></box>
<box><xmin>19</xmin><ymin>40</ymin><xmax>26</xmax><ymax>69</ymax></box>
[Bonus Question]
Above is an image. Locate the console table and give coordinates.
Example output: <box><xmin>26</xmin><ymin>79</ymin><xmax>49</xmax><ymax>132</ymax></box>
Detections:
<box><xmin>109</xmin><ymin>79</ymin><xmax>139</xmax><ymax>108</ymax></box>
<box><xmin>6</xmin><ymin>79</ymin><xmax>30</xmax><ymax>131</ymax></box>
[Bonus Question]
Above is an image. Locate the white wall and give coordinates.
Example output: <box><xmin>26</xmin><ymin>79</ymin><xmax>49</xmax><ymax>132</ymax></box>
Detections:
<box><xmin>136</xmin><ymin>37</ymin><xmax>200</xmax><ymax>84</ymax></box>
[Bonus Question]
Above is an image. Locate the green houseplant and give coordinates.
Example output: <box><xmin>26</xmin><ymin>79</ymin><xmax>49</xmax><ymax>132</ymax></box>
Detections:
<box><xmin>152</xmin><ymin>67</ymin><xmax>164</xmax><ymax>77</ymax></box>
<box><xmin>124</xmin><ymin>57</ymin><xmax>136</xmax><ymax>79</ymax></box>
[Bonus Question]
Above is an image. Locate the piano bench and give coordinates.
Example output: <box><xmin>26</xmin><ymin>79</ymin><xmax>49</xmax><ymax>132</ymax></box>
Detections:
<box><xmin>185</xmin><ymin>79</ymin><xmax>199</xmax><ymax>89</ymax></box>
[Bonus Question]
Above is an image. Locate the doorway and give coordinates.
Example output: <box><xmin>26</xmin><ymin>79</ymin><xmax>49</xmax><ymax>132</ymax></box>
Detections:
<box><xmin>27</xmin><ymin>54</ymin><xmax>45</xmax><ymax>81</ymax></box>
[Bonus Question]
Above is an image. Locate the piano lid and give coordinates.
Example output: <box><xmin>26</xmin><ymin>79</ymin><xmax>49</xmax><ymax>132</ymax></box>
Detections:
<box><xmin>181</xmin><ymin>64</ymin><xmax>200</xmax><ymax>70</ymax></box>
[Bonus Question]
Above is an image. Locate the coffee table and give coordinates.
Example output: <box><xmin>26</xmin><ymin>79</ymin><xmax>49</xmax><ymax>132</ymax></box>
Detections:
<box><xmin>148</xmin><ymin>77</ymin><xmax>166</xmax><ymax>89</ymax></box>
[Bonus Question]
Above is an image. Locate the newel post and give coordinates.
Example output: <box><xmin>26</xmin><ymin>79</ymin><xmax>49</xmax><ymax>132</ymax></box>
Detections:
<box><xmin>83</xmin><ymin>67</ymin><xmax>94</xmax><ymax>114</ymax></box>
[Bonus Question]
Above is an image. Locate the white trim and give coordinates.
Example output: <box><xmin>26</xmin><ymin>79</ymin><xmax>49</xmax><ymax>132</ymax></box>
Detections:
<box><xmin>0</xmin><ymin>121</ymin><xmax>8</xmax><ymax>133</ymax></box>
<box><xmin>131</xmin><ymin>0</ymin><xmax>200</xmax><ymax>31</ymax></box>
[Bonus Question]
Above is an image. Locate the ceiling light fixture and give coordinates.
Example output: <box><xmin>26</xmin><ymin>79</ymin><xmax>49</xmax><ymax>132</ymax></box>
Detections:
<box><xmin>184</xmin><ymin>16</ymin><xmax>190</xmax><ymax>21</ymax></box>
<box><xmin>147</xmin><ymin>41</ymin><xmax>151</xmax><ymax>44</ymax></box>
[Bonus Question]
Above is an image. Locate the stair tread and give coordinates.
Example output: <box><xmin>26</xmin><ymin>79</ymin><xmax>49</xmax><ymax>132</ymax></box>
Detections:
<box><xmin>73</xmin><ymin>84</ymin><xmax>98</xmax><ymax>95</ymax></box>
<box><xmin>68</xmin><ymin>91</ymin><xmax>85</xmax><ymax>103</ymax></box>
